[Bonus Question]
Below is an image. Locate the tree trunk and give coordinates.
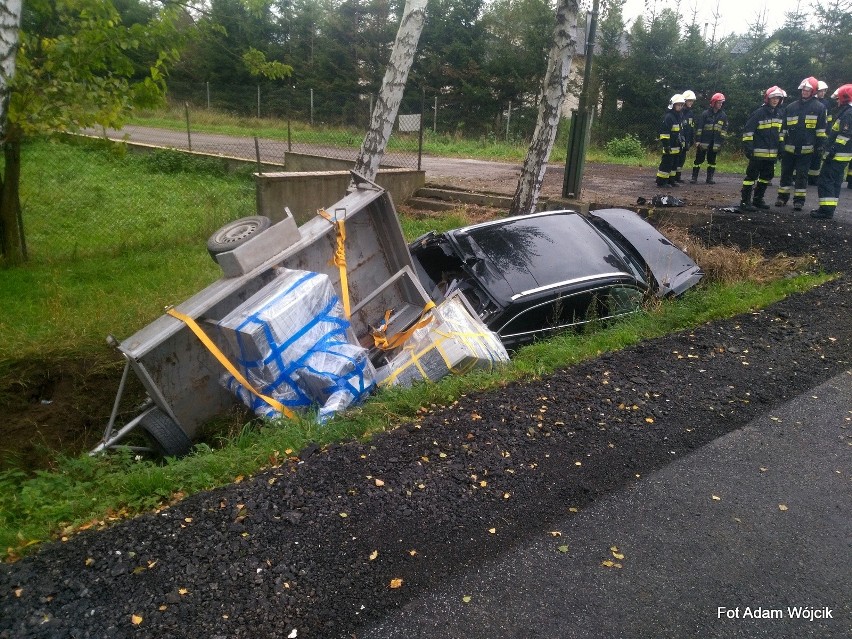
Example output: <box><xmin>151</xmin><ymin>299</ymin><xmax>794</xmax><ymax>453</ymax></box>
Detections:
<box><xmin>509</xmin><ymin>0</ymin><xmax>579</xmax><ymax>216</ymax></box>
<box><xmin>352</xmin><ymin>0</ymin><xmax>427</xmax><ymax>182</ymax></box>
<box><xmin>1</xmin><ymin>124</ymin><xmax>24</xmax><ymax>264</ymax></box>
<box><xmin>0</xmin><ymin>0</ymin><xmax>22</xmax><ymax>139</ymax></box>
<box><xmin>1</xmin><ymin>0</ymin><xmax>24</xmax><ymax>265</ymax></box>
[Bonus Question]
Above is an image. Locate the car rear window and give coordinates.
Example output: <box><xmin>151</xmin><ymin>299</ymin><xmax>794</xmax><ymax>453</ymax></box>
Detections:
<box><xmin>463</xmin><ymin>213</ymin><xmax>631</xmax><ymax>287</ymax></box>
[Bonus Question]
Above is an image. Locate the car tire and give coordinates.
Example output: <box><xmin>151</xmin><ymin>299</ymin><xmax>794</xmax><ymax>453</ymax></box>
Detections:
<box><xmin>207</xmin><ymin>215</ymin><xmax>271</xmax><ymax>257</ymax></box>
<box><xmin>139</xmin><ymin>408</ymin><xmax>193</xmax><ymax>457</ymax></box>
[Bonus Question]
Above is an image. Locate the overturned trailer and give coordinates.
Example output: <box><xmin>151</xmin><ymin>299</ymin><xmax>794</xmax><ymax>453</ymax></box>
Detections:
<box><xmin>95</xmin><ymin>174</ymin><xmax>436</xmax><ymax>456</ymax></box>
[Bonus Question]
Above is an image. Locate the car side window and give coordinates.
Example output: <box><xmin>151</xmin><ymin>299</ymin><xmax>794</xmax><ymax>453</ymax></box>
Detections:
<box><xmin>498</xmin><ymin>285</ymin><xmax>643</xmax><ymax>341</ymax></box>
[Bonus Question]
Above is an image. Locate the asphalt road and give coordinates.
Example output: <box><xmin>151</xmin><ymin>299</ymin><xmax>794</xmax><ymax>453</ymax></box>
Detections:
<box><xmin>358</xmin><ymin>370</ymin><xmax>852</xmax><ymax>639</ymax></box>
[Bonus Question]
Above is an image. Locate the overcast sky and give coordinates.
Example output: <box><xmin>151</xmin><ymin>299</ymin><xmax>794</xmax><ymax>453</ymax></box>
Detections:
<box><xmin>619</xmin><ymin>0</ymin><xmax>810</xmax><ymax>38</ymax></box>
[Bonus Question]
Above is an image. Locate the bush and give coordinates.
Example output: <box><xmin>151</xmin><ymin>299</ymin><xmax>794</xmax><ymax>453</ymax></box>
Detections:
<box><xmin>604</xmin><ymin>134</ymin><xmax>645</xmax><ymax>158</ymax></box>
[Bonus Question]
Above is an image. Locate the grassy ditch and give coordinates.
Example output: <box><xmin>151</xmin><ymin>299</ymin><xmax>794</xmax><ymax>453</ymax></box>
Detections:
<box><xmin>0</xmin><ymin>136</ymin><xmax>827</xmax><ymax>560</ymax></box>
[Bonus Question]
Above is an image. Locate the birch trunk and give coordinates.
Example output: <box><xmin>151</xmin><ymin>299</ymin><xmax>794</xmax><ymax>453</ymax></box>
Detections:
<box><xmin>353</xmin><ymin>0</ymin><xmax>427</xmax><ymax>181</ymax></box>
<box><xmin>0</xmin><ymin>0</ymin><xmax>24</xmax><ymax>264</ymax></box>
<box><xmin>0</xmin><ymin>0</ymin><xmax>22</xmax><ymax>140</ymax></box>
<box><xmin>509</xmin><ymin>0</ymin><xmax>579</xmax><ymax>216</ymax></box>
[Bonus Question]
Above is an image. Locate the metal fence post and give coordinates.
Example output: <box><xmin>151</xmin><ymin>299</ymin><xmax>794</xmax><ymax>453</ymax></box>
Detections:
<box><xmin>506</xmin><ymin>101</ymin><xmax>512</xmax><ymax>141</ymax></box>
<box><xmin>206</xmin><ymin>81</ymin><xmax>210</xmax><ymax>109</ymax></box>
<box><xmin>310</xmin><ymin>88</ymin><xmax>314</xmax><ymax>126</ymax></box>
<box><xmin>257</xmin><ymin>85</ymin><xmax>261</xmax><ymax>118</ymax></box>
<box><xmin>184</xmin><ymin>102</ymin><xmax>192</xmax><ymax>151</ymax></box>
<box><xmin>418</xmin><ymin>88</ymin><xmax>425</xmax><ymax>171</ymax></box>
<box><xmin>433</xmin><ymin>96</ymin><xmax>437</xmax><ymax>133</ymax></box>
<box><xmin>254</xmin><ymin>136</ymin><xmax>261</xmax><ymax>171</ymax></box>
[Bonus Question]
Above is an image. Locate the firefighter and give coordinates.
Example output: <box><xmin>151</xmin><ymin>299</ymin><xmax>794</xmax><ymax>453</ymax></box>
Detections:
<box><xmin>676</xmin><ymin>90</ymin><xmax>697</xmax><ymax>183</ymax></box>
<box><xmin>775</xmin><ymin>77</ymin><xmax>827</xmax><ymax>211</ymax></box>
<box><xmin>656</xmin><ymin>94</ymin><xmax>685</xmax><ymax>188</ymax></box>
<box><xmin>808</xmin><ymin>80</ymin><xmax>833</xmax><ymax>184</ymax></box>
<box><xmin>691</xmin><ymin>93</ymin><xmax>728</xmax><ymax>184</ymax></box>
<box><xmin>835</xmin><ymin>87</ymin><xmax>852</xmax><ymax>190</ymax></box>
<box><xmin>740</xmin><ymin>86</ymin><xmax>785</xmax><ymax>212</ymax></box>
<box><xmin>811</xmin><ymin>84</ymin><xmax>852</xmax><ymax>219</ymax></box>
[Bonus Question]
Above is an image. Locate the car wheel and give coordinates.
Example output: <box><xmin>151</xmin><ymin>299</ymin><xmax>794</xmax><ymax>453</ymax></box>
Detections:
<box><xmin>207</xmin><ymin>215</ymin><xmax>271</xmax><ymax>257</ymax></box>
<box><xmin>139</xmin><ymin>408</ymin><xmax>193</xmax><ymax>457</ymax></box>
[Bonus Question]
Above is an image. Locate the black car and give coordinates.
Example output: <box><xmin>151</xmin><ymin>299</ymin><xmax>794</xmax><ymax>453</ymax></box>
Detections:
<box><xmin>409</xmin><ymin>208</ymin><xmax>703</xmax><ymax>349</ymax></box>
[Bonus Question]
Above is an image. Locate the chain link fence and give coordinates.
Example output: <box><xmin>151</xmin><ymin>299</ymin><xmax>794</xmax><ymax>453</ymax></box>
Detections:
<box><xmin>8</xmin><ymin>84</ymin><xmax>677</xmax><ymax>265</ymax></box>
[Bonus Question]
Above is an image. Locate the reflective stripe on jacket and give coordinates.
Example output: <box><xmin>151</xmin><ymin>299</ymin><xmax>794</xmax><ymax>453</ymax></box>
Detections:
<box><xmin>696</xmin><ymin>108</ymin><xmax>728</xmax><ymax>150</ymax></box>
<box><xmin>824</xmin><ymin>105</ymin><xmax>852</xmax><ymax>163</ymax></box>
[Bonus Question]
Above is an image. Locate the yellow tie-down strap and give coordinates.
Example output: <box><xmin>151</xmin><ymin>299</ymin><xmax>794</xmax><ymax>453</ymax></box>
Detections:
<box><xmin>372</xmin><ymin>301</ymin><xmax>436</xmax><ymax>351</ymax></box>
<box><xmin>166</xmin><ymin>308</ymin><xmax>295</xmax><ymax>419</ymax></box>
<box><xmin>317</xmin><ymin>209</ymin><xmax>351</xmax><ymax>319</ymax></box>
<box><xmin>378</xmin><ymin>326</ymin><xmax>499</xmax><ymax>388</ymax></box>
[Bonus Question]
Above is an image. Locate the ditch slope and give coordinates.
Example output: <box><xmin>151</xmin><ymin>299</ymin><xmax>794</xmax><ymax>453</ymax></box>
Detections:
<box><xmin>1</xmin><ymin>208</ymin><xmax>852</xmax><ymax>637</ymax></box>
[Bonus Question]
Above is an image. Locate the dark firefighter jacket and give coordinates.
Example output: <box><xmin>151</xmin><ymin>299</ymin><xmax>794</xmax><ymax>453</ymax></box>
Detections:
<box><xmin>680</xmin><ymin>107</ymin><xmax>695</xmax><ymax>147</ymax></box>
<box><xmin>658</xmin><ymin>110</ymin><xmax>682</xmax><ymax>155</ymax></box>
<box><xmin>742</xmin><ymin>103</ymin><xmax>783</xmax><ymax>159</ymax></box>
<box><xmin>781</xmin><ymin>97</ymin><xmax>827</xmax><ymax>155</ymax></box>
<box><xmin>695</xmin><ymin>108</ymin><xmax>728</xmax><ymax>151</ymax></box>
<box><xmin>824</xmin><ymin>104</ymin><xmax>852</xmax><ymax>164</ymax></box>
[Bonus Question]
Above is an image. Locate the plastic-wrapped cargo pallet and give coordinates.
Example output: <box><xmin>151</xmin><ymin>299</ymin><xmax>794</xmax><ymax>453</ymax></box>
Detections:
<box><xmin>376</xmin><ymin>290</ymin><xmax>509</xmax><ymax>387</ymax></box>
<box><xmin>217</xmin><ymin>268</ymin><xmax>376</xmax><ymax>422</ymax></box>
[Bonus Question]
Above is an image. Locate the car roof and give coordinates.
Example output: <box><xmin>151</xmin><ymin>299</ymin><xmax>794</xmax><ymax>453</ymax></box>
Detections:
<box><xmin>448</xmin><ymin>211</ymin><xmax>641</xmax><ymax>303</ymax></box>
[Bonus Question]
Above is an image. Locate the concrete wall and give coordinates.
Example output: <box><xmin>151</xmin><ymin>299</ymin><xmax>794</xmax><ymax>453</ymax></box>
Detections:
<box><xmin>256</xmin><ymin>168</ymin><xmax>425</xmax><ymax>225</ymax></box>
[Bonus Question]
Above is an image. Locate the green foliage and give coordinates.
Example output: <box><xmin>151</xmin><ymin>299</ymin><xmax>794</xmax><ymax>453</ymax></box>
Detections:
<box><xmin>604</xmin><ymin>133</ymin><xmax>645</xmax><ymax>158</ymax></box>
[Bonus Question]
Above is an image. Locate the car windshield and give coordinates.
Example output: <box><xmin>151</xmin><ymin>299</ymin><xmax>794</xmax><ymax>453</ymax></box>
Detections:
<box><xmin>457</xmin><ymin>213</ymin><xmax>638</xmax><ymax>292</ymax></box>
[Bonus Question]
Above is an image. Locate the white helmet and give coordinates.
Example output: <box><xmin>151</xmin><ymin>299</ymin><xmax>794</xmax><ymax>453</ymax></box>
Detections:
<box><xmin>831</xmin><ymin>88</ymin><xmax>839</xmax><ymax>100</ymax></box>
<box><xmin>682</xmin><ymin>90</ymin><xmax>696</xmax><ymax>101</ymax></box>
<box><xmin>817</xmin><ymin>80</ymin><xmax>828</xmax><ymax>91</ymax></box>
<box><xmin>668</xmin><ymin>93</ymin><xmax>685</xmax><ymax>109</ymax></box>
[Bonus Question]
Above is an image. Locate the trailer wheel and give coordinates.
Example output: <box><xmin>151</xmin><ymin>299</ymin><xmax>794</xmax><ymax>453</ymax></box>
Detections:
<box><xmin>140</xmin><ymin>408</ymin><xmax>193</xmax><ymax>457</ymax></box>
<box><xmin>207</xmin><ymin>215</ymin><xmax>271</xmax><ymax>257</ymax></box>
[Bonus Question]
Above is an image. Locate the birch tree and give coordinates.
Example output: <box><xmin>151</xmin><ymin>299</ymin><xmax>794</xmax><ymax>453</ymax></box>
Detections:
<box><xmin>353</xmin><ymin>0</ymin><xmax>427</xmax><ymax>181</ymax></box>
<box><xmin>0</xmin><ymin>0</ymin><xmax>23</xmax><ymax>262</ymax></box>
<box><xmin>509</xmin><ymin>0</ymin><xmax>579</xmax><ymax>216</ymax></box>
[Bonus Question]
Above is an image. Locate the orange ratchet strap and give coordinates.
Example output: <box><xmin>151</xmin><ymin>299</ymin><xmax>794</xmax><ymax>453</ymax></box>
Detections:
<box><xmin>166</xmin><ymin>307</ymin><xmax>295</xmax><ymax>419</ymax></box>
<box><xmin>372</xmin><ymin>301</ymin><xmax>436</xmax><ymax>351</ymax></box>
<box><xmin>317</xmin><ymin>208</ymin><xmax>351</xmax><ymax>319</ymax></box>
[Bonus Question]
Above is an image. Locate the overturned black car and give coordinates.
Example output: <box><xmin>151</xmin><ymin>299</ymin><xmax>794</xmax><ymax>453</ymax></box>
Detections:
<box><xmin>409</xmin><ymin>208</ymin><xmax>703</xmax><ymax>349</ymax></box>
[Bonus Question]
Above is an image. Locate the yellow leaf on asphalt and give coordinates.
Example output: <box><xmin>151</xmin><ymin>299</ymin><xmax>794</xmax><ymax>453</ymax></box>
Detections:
<box><xmin>503</xmin><ymin>492</ymin><xmax>511</xmax><ymax>499</ymax></box>
<box><xmin>480</xmin><ymin>480</ymin><xmax>487</xmax><ymax>487</ymax></box>
<box><xmin>389</xmin><ymin>578</ymin><xmax>403</xmax><ymax>589</ymax></box>
<box><xmin>471</xmin><ymin>412</ymin><xmax>482</xmax><ymax>420</ymax></box>
<box><xmin>574</xmin><ymin>461</ymin><xmax>582</xmax><ymax>466</ymax></box>
<box><xmin>14</xmin><ymin>588</ymin><xmax>22</xmax><ymax>598</ymax></box>
<box><xmin>439</xmin><ymin>452</ymin><xmax>447</xmax><ymax>458</ymax></box>
<box><xmin>369</xmin><ymin>550</ymin><xmax>378</xmax><ymax>561</ymax></box>
<box><xmin>645</xmin><ymin>417</ymin><xmax>654</xmax><ymax>423</ymax></box>
<box><xmin>488</xmin><ymin>528</ymin><xmax>496</xmax><ymax>534</ymax></box>
<box><xmin>85</xmin><ymin>557</ymin><xmax>95</xmax><ymax>566</ymax></box>
<box><xmin>778</xmin><ymin>504</ymin><xmax>788</xmax><ymax>511</ymax></box>
<box><xmin>462</xmin><ymin>595</ymin><xmax>472</xmax><ymax>603</ymax></box>
<box><xmin>374</xmin><ymin>479</ymin><xmax>385</xmax><ymax>487</ymax></box>
<box><xmin>558</xmin><ymin>545</ymin><xmax>569</xmax><ymax>553</ymax></box>
<box><xmin>159</xmin><ymin>605</ymin><xmax>168</xmax><ymax>611</ymax></box>
<box><xmin>178</xmin><ymin>588</ymin><xmax>189</xmax><ymax>595</ymax></box>
<box><xmin>712</xmin><ymin>495</ymin><xmax>721</xmax><ymax>501</ymax></box>
<box><xmin>234</xmin><ymin>475</ymin><xmax>244</xmax><ymax>483</ymax></box>
<box><xmin>568</xmin><ymin>507</ymin><xmax>579</xmax><ymax>513</ymax></box>
<box><xmin>131</xmin><ymin>614</ymin><xmax>143</xmax><ymax>625</ymax></box>
<box><xmin>340</xmin><ymin>512</ymin><xmax>348</xmax><ymax>518</ymax></box>
<box><xmin>184</xmin><ymin>518</ymin><xmax>192</xmax><ymax>523</ymax></box>
<box><xmin>550</xmin><ymin>531</ymin><xmax>562</xmax><ymax>537</ymax></box>
<box><xmin>408</xmin><ymin>550</ymin><xmax>417</xmax><ymax>556</ymax></box>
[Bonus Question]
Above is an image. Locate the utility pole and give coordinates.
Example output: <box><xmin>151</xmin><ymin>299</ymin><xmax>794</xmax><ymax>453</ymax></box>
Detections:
<box><xmin>562</xmin><ymin>0</ymin><xmax>599</xmax><ymax>199</ymax></box>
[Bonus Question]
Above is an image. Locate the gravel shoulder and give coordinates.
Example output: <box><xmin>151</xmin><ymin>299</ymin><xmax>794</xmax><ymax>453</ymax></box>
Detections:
<box><xmin>2</xmin><ymin>206</ymin><xmax>852</xmax><ymax>637</ymax></box>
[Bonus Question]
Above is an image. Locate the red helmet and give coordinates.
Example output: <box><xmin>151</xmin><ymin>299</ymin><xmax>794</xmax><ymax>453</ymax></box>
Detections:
<box><xmin>836</xmin><ymin>84</ymin><xmax>852</xmax><ymax>106</ymax></box>
<box><xmin>710</xmin><ymin>92</ymin><xmax>725</xmax><ymax>105</ymax></box>
<box><xmin>764</xmin><ymin>86</ymin><xmax>785</xmax><ymax>103</ymax></box>
<box><xmin>798</xmin><ymin>77</ymin><xmax>818</xmax><ymax>93</ymax></box>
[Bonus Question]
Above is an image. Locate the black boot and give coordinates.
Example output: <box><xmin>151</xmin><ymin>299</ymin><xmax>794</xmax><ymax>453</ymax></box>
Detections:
<box><xmin>752</xmin><ymin>185</ymin><xmax>770</xmax><ymax>209</ymax></box>
<box><xmin>674</xmin><ymin>171</ymin><xmax>684</xmax><ymax>183</ymax></box>
<box><xmin>793</xmin><ymin>200</ymin><xmax>804</xmax><ymax>212</ymax></box>
<box><xmin>740</xmin><ymin>186</ymin><xmax>754</xmax><ymax>211</ymax></box>
<box><xmin>774</xmin><ymin>195</ymin><xmax>788</xmax><ymax>207</ymax></box>
<box><xmin>690</xmin><ymin>167</ymin><xmax>700</xmax><ymax>184</ymax></box>
<box><xmin>706</xmin><ymin>167</ymin><xmax>716</xmax><ymax>184</ymax></box>
<box><xmin>810</xmin><ymin>208</ymin><xmax>833</xmax><ymax>219</ymax></box>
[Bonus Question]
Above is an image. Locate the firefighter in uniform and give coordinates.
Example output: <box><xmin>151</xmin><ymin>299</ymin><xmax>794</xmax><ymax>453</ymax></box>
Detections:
<box><xmin>811</xmin><ymin>84</ymin><xmax>852</xmax><ymax>219</ymax></box>
<box><xmin>675</xmin><ymin>90</ymin><xmax>697</xmax><ymax>183</ymax></box>
<box><xmin>740</xmin><ymin>86</ymin><xmax>785</xmax><ymax>212</ymax></box>
<box><xmin>808</xmin><ymin>80</ymin><xmax>833</xmax><ymax>184</ymax></box>
<box><xmin>691</xmin><ymin>93</ymin><xmax>728</xmax><ymax>184</ymax></box>
<box><xmin>775</xmin><ymin>77</ymin><xmax>827</xmax><ymax>211</ymax></box>
<box><xmin>835</xmin><ymin>87</ymin><xmax>852</xmax><ymax>190</ymax></box>
<box><xmin>656</xmin><ymin>94</ymin><xmax>685</xmax><ymax>188</ymax></box>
